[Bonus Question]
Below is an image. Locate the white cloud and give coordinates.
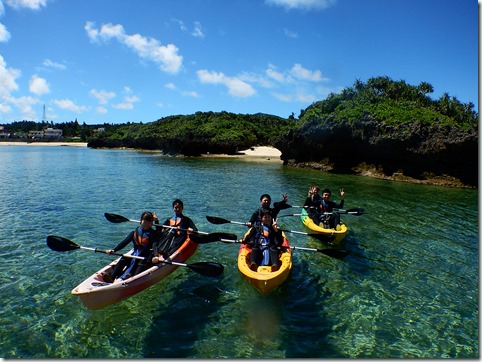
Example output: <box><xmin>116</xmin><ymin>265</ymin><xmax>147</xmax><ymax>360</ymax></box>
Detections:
<box><xmin>181</xmin><ymin>90</ymin><xmax>199</xmax><ymax>97</ymax></box>
<box><xmin>112</xmin><ymin>94</ymin><xmax>139</xmax><ymax>110</ymax></box>
<box><xmin>0</xmin><ymin>55</ymin><xmax>20</xmax><ymax>98</ymax></box>
<box><xmin>52</xmin><ymin>99</ymin><xmax>88</xmax><ymax>113</ymax></box>
<box><xmin>96</xmin><ymin>106</ymin><xmax>108</xmax><ymax>114</ymax></box>
<box><xmin>290</xmin><ymin>63</ymin><xmax>327</xmax><ymax>82</ymax></box>
<box><xmin>266</xmin><ymin>64</ymin><xmax>289</xmax><ymax>83</ymax></box>
<box><xmin>0</xmin><ymin>23</ymin><xmax>10</xmax><ymax>42</ymax></box>
<box><xmin>42</xmin><ymin>58</ymin><xmax>66</xmax><ymax>70</ymax></box>
<box><xmin>90</xmin><ymin>89</ymin><xmax>116</xmax><ymax>104</ymax></box>
<box><xmin>173</xmin><ymin>19</ymin><xmax>205</xmax><ymax>38</ymax></box>
<box><xmin>283</xmin><ymin>28</ymin><xmax>298</xmax><ymax>38</ymax></box>
<box><xmin>197</xmin><ymin>69</ymin><xmax>256</xmax><ymax>97</ymax></box>
<box><xmin>265</xmin><ymin>0</ymin><xmax>337</xmax><ymax>10</ymax></box>
<box><xmin>10</xmin><ymin>95</ymin><xmax>39</xmax><ymax>119</ymax></box>
<box><xmin>266</xmin><ymin>63</ymin><xmax>327</xmax><ymax>83</ymax></box>
<box><xmin>172</xmin><ymin>19</ymin><xmax>188</xmax><ymax>33</ymax></box>
<box><xmin>5</xmin><ymin>0</ymin><xmax>48</xmax><ymax>10</ymax></box>
<box><xmin>165</xmin><ymin>82</ymin><xmax>176</xmax><ymax>90</ymax></box>
<box><xmin>85</xmin><ymin>21</ymin><xmax>183</xmax><ymax>74</ymax></box>
<box><xmin>112</xmin><ymin>102</ymin><xmax>133</xmax><ymax>110</ymax></box>
<box><xmin>0</xmin><ymin>103</ymin><xmax>11</xmax><ymax>113</ymax></box>
<box><xmin>192</xmin><ymin>21</ymin><xmax>205</xmax><ymax>38</ymax></box>
<box><xmin>124</xmin><ymin>95</ymin><xmax>139</xmax><ymax>103</ymax></box>
<box><xmin>272</xmin><ymin>92</ymin><xmax>293</xmax><ymax>102</ymax></box>
<box><xmin>29</xmin><ymin>74</ymin><xmax>50</xmax><ymax>95</ymax></box>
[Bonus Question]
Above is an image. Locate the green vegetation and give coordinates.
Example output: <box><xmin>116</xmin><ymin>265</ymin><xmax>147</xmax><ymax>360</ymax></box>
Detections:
<box><xmin>90</xmin><ymin>111</ymin><xmax>295</xmax><ymax>152</ymax></box>
<box><xmin>1</xmin><ymin>76</ymin><xmax>477</xmax><ymax>150</ymax></box>
<box><xmin>300</xmin><ymin>76</ymin><xmax>478</xmax><ymax>129</ymax></box>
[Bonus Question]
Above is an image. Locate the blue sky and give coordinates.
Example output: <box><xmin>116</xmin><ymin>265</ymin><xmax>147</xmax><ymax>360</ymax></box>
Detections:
<box><xmin>0</xmin><ymin>0</ymin><xmax>477</xmax><ymax>125</ymax></box>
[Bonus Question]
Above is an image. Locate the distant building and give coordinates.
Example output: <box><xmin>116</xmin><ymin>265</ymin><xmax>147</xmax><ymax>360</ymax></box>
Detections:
<box><xmin>44</xmin><ymin>128</ymin><xmax>63</xmax><ymax>139</ymax></box>
<box><xmin>28</xmin><ymin>130</ymin><xmax>44</xmax><ymax>139</ymax></box>
<box><xmin>28</xmin><ymin>128</ymin><xmax>63</xmax><ymax>139</ymax></box>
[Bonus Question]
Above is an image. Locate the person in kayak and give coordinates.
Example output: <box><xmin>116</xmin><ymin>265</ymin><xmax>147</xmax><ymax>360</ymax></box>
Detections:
<box><xmin>151</xmin><ymin>199</ymin><xmax>198</xmax><ymax>264</ymax></box>
<box><xmin>304</xmin><ymin>186</ymin><xmax>345</xmax><ymax>228</ymax></box>
<box><xmin>242</xmin><ymin>209</ymin><xmax>284</xmax><ymax>272</ymax></box>
<box><xmin>247</xmin><ymin>193</ymin><xmax>289</xmax><ymax>227</ymax></box>
<box><xmin>102</xmin><ymin>211</ymin><xmax>159</xmax><ymax>283</ymax></box>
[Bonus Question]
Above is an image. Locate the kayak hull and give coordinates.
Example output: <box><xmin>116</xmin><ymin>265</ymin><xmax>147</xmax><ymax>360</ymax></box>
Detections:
<box><xmin>300</xmin><ymin>208</ymin><xmax>348</xmax><ymax>244</ymax></box>
<box><xmin>71</xmin><ymin>237</ymin><xmax>198</xmax><ymax>310</ymax></box>
<box><xmin>237</xmin><ymin>232</ymin><xmax>292</xmax><ymax>295</ymax></box>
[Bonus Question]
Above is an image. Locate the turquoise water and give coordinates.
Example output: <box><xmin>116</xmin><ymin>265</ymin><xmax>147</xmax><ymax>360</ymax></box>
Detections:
<box><xmin>0</xmin><ymin>146</ymin><xmax>478</xmax><ymax>358</ymax></box>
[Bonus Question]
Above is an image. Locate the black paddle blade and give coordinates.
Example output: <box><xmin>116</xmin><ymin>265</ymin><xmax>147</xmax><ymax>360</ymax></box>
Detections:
<box><xmin>187</xmin><ymin>262</ymin><xmax>224</xmax><ymax>277</ymax></box>
<box><xmin>104</xmin><ymin>213</ymin><xmax>130</xmax><ymax>223</ymax></box>
<box><xmin>319</xmin><ymin>248</ymin><xmax>349</xmax><ymax>259</ymax></box>
<box><xmin>190</xmin><ymin>233</ymin><xmax>238</xmax><ymax>244</ymax></box>
<box><xmin>205</xmin><ymin>216</ymin><xmax>230</xmax><ymax>225</ymax></box>
<box><xmin>273</xmin><ymin>202</ymin><xmax>292</xmax><ymax>210</ymax></box>
<box><xmin>348</xmin><ymin>208</ymin><xmax>364</xmax><ymax>216</ymax></box>
<box><xmin>46</xmin><ymin>235</ymin><xmax>80</xmax><ymax>252</ymax></box>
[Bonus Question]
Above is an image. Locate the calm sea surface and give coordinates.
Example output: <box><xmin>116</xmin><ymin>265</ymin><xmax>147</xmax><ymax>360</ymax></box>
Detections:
<box><xmin>0</xmin><ymin>145</ymin><xmax>478</xmax><ymax>358</ymax></box>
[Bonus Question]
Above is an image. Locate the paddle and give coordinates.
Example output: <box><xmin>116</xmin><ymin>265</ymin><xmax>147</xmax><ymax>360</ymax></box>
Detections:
<box><xmin>104</xmin><ymin>213</ymin><xmax>237</xmax><ymax>244</ymax></box>
<box><xmin>219</xmin><ymin>239</ymin><xmax>348</xmax><ymax>259</ymax></box>
<box><xmin>278</xmin><ymin>208</ymin><xmax>364</xmax><ymax>218</ymax></box>
<box><xmin>189</xmin><ymin>233</ymin><xmax>240</xmax><ymax>244</ymax></box>
<box><xmin>205</xmin><ymin>215</ymin><xmax>336</xmax><ymax>243</ymax></box>
<box><xmin>278</xmin><ymin>206</ymin><xmax>364</xmax><ymax>216</ymax></box>
<box><xmin>46</xmin><ymin>235</ymin><xmax>224</xmax><ymax>277</ymax></box>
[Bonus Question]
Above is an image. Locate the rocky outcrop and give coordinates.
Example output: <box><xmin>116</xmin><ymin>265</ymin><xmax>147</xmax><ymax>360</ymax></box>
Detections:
<box><xmin>275</xmin><ymin>118</ymin><xmax>478</xmax><ymax>187</ymax></box>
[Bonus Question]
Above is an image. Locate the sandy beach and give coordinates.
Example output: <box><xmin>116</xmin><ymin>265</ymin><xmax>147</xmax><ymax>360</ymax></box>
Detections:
<box><xmin>0</xmin><ymin>141</ymin><xmax>282</xmax><ymax>161</ymax></box>
<box><xmin>201</xmin><ymin>146</ymin><xmax>282</xmax><ymax>162</ymax></box>
<box><xmin>0</xmin><ymin>141</ymin><xmax>88</xmax><ymax>147</ymax></box>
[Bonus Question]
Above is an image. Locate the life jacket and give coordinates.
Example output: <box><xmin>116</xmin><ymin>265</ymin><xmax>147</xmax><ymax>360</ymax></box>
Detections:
<box><xmin>169</xmin><ymin>216</ymin><xmax>182</xmax><ymax>235</ymax></box>
<box><xmin>320</xmin><ymin>199</ymin><xmax>333</xmax><ymax>212</ymax></box>
<box><xmin>133</xmin><ymin>227</ymin><xmax>151</xmax><ymax>250</ymax></box>
<box><xmin>255</xmin><ymin>225</ymin><xmax>271</xmax><ymax>266</ymax></box>
<box><xmin>255</xmin><ymin>225</ymin><xmax>271</xmax><ymax>247</ymax></box>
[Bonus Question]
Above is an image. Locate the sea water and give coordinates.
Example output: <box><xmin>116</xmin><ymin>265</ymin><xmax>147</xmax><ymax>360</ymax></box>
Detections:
<box><xmin>0</xmin><ymin>146</ymin><xmax>478</xmax><ymax>358</ymax></box>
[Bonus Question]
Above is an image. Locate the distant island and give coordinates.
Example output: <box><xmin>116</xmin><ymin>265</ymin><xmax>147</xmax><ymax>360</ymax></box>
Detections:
<box><xmin>1</xmin><ymin>76</ymin><xmax>478</xmax><ymax>188</ymax></box>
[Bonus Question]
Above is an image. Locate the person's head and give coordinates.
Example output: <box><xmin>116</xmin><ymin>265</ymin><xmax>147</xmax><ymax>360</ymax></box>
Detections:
<box><xmin>140</xmin><ymin>211</ymin><xmax>154</xmax><ymax>229</ymax></box>
<box><xmin>309</xmin><ymin>185</ymin><xmax>320</xmax><ymax>195</ymax></box>
<box><xmin>259</xmin><ymin>209</ymin><xmax>273</xmax><ymax>225</ymax></box>
<box><xmin>322</xmin><ymin>188</ymin><xmax>332</xmax><ymax>200</ymax></box>
<box><xmin>259</xmin><ymin>194</ymin><xmax>271</xmax><ymax>208</ymax></box>
<box><xmin>172</xmin><ymin>199</ymin><xmax>184</xmax><ymax>214</ymax></box>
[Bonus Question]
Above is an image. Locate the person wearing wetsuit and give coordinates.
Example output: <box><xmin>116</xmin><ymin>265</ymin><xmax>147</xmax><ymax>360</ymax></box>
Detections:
<box><xmin>304</xmin><ymin>186</ymin><xmax>345</xmax><ymax>228</ymax></box>
<box><xmin>103</xmin><ymin>211</ymin><xmax>159</xmax><ymax>282</ymax></box>
<box><xmin>151</xmin><ymin>199</ymin><xmax>198</xmax><ymax>263</ymax></box>
<box><xmin>242</xmin><ymin>209</ymin><xmax>284</xmax><ymax>271</ymax></box>
<box><xmin>247</xmin><ymin>193</ymin><xmax>288</xmax><ymax>227</ymax></box>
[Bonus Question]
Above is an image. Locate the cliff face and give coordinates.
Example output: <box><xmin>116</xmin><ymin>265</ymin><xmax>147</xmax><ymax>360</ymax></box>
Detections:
<box><xmin>275</xmin><ymin>119</ymin><xmax>478</xmax><ymax>187</ymax></box>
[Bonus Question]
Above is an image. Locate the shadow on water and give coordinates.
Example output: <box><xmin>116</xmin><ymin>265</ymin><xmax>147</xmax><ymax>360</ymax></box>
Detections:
<box><xmin>277</xmin><ymin>256</ymin><xmax>339</xmax><ymax>358</ymax></box>
<box><xmin>142</xmin><ymin>279</ymin><xmax>226</xmax><ymax>358</ymax></box>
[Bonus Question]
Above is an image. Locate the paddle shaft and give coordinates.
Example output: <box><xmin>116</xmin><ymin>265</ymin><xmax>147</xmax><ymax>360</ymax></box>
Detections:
<box><xmin>105</xmin><ymin>213</ymin><xmax>210</xmax><ymax>234</ymax></box>
<box><xmin>218</xmin><ymin>239</ymin><xmax>346</xmax><ymax>258</ymax></box>
<box><xmin>46</xmin><ymin>235</ymin><xmax>224</xmax><ymax>276</ymax></box>
<box><xmin>86</xmin><ymin>246</ymin><xmax>196</xmax><ymax>268</ymax></box>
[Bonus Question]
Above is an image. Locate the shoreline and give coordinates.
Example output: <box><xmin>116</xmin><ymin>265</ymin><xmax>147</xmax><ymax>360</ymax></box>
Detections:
<box><xmin>0</xmin><ymin>141</ymin><xmax>282</xmax><ymax>161</ymax></box>
<box><xmin>0</xmin><ymin>141</ymin><xmax>88</xmax><ymax>147</ymax></box>
<box><xmin>200</xmin><ymin>146</ymin><xmax>282</xmax><ymax>162</ymax></box>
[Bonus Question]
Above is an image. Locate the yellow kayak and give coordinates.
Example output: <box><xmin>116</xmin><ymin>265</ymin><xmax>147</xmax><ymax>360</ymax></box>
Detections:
<box><xmin>237</xmin><ymin>232</ymin><xmax>292</xmax><ymax>295</ymax></box>
<box><xmin>300</xmin><ymin>208</ymin><xmax>348</xmax><ymax>244</ymax></box>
